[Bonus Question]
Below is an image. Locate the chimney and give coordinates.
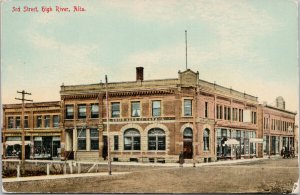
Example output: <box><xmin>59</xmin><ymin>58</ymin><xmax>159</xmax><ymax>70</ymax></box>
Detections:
<box><xmin>136</xmin><ymin>67</ymin><xmax>144</xmax><ymax>81</ymax></box>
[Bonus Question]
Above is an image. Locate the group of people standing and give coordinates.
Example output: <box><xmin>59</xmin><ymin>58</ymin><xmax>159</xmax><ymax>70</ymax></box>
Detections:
<box><xmin>281</xmin><ymin>146</ymin><xmax>295</xmax><ymax>158</ymax></box>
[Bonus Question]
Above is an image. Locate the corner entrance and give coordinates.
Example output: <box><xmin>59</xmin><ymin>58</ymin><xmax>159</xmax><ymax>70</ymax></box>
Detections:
<box><xmin>183</xmin><ymin>127</ymin><xmax>193</xmax><ymax>159</ymax></box>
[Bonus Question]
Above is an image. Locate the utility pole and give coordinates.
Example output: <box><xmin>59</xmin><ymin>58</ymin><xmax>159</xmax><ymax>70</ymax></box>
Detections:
<box><xmin>105</xmin><ymin>75</ymin><xmax>112</xmax><ymax>175</ymax></box>
<box><xmin>15</xmin><ymin>90</ymin><xmax>33</xmax><ymax>174</ymax></box>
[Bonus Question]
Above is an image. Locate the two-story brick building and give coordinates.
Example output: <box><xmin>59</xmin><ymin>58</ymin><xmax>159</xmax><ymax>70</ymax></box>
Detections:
<box><xmin>58</xmin><ymin>67</ymin><xmax>262</xmax><ymax>163</ymax></box>
<box><xmin>259</xmin><ymin>97</ymin><xmax>296</xmax><ymax>156</ymax></box>
<box><xmin>2</xmin><ymin>102</ymin><xmax>62</xmax><ymax>159</ymax></box>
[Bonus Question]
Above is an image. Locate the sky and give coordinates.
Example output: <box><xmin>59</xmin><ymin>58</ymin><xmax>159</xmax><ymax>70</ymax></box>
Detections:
<box><xmin>1</xmin><ymin>0</ymin><xmax>299</xmax><ymax>115</ymax></box>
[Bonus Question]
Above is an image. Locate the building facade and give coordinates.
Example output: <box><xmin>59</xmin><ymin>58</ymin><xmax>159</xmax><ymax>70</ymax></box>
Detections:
<box><xmin>1</xmin><ymin>68</ymin><xmax>297</xmax><ymax>162</ymax></box>
<box><xmin>259</xmin><ymin>99</ymin><xmax>296</xmax><ymax>156</ymax></box>
<box><xmin>2</xmin><ymin>102</ymin><xmax>62</xmax><ymax>160</ymax></box>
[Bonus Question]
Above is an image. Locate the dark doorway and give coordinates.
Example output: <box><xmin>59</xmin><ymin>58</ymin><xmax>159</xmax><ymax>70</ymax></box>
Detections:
<box><xmin>102</xmin><ymin>136</ymin><xmax>108</xmax><ymax>160</ymax></box>
<box><xmin>183</xmin><ymin>128</ymin><xmax>193</xmax><ymax>159</ymax></box>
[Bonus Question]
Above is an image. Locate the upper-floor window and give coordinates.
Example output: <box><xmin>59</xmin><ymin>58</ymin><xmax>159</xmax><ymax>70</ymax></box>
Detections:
<box><xmin>8</xmin><ymin>117</ymin><xmax>14</xmax><ymax>129</ymax></box>
<box><xmin>184</xmin><ymin>99</ymin><xmax>192</xmax><ymax>116</ymax></box>
<box><xmin>78</xmin><ymin>104</ymin><xmax>86</xmax><ymax>119</ymax></box>
<box><xmin>239</xmin><ymin>109</ymin><xmax>243</xmax><ymax>122</ymax></box>
<box><xmin>152</xmin><ymin>100</ymin><xmax>161</xmax><ymax>117</ymax></box>
<box><xmin>37</xmin><ymin>116</ymin><xmax>42</xmax><ymax>128</ymax></box>
<box><xmin>53</xmin><ymin>115</ymin><xmax>60</xmax><ymax>128</ymax></box>
<box><xmin>65</xmin><ymin>105</ymin><xmax>74</xmax><ymax>119</ymax></box>
<box><xmin>205</xmin><ymin>102</ymin><xmax>208</xmax><ymax>118</ymax></box>
<box><xmin>216</xmin><ymin>104</ymin><xmax>223</xmax><ymax>119</ymax></box>
<box><xmin>111</xmin><ymin>102</ymin><xmax>120</xmax><ymax>118</ymax></box>
<box><xmin>224</xmin><ymin>106</ymin><xmax>231</xmax><ymax>120</ymax></box>
<box><xmin>131</xmin><ymin>101</ymin><xmax>140</xmax><ymax>117</ymax></box>
<box><xmin>24</xmin><ymin>116</ymin><xmax>29</xmax><ymax>128</ymax></box>
<box><xmin>91</xmin><ymin>104</ymin><xmax>99</xmax><ymax>118</ymax></box>
<box><xmin>15</xmin><ymin>116</ymin><xmax>21</xmax><ymax>128</ymax></box>
<box><xmin>232</xmin><ymin>108</ymin><xmax>238</xmax><ymax>121</ymax></box>
<box><xmin>251</xmin><ymin>111</ymin><xmax>257</xmax><ymax>124</ymax></box>
<box><xmin>44</xmin><ymin>115</ymin><xmax>50</xmax><ymax>128</ymax></box>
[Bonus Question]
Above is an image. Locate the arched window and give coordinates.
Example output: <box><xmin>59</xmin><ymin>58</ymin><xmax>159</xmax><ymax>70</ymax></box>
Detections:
<box><xmin>148</xmin><ymin>128</ymin><xmax>166</xmax><ymax>150</ymax></box>
<box><xmin>203</xmin><ymin>128</ymin><xmax>210</xmax><ymax>151</ymax></box>
<box><xmin>124</xmin><ymin>129</ymin><xmax>140</xmax><ymax>150</ymax></box>
<box><xmin>183</xmin><ymin>128</ymin><xmax>193</xmax><ymax>140</ymax></box>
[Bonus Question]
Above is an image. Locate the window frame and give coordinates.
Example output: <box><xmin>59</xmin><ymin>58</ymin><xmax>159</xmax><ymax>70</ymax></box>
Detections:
<box><xmin>44</xmin><ymin>115</ymin><xmax>50</xmax><ymax>128</ymax></box>
<box><xmin>152</xmin><ymin>100</ymin><xmax>161</xmax><ymax>117</ymax></box>
<box><xmin>124</xmin><ymin>129</ymin><xmax>141</xmax><ymax>151</ymax></box>
<box><xmin>131</xmin><ymin>101</ymin><xmax>141</xmax><ymax>117</ymax></box>
<box><xmin>183</xmin><ymin>99</ymin><xmax>192</xmax><ymax>117</ymax></box>
<box><xmin>90</xmin><ymin>128</ymin><xmax>99</xmax><ymax>150</ymax></box>
<box><xmin>111</xmin><ymin>102</ymin><xmax>120</xmax><ymax>118</ymax></box>
<box><xmin>8</xmin><ymin>117</ymin><xmax>14</xmax><ymax>129</ymax></box>
<box><xmin>65</xmin><ymin>105</ymin><xmax>74</xmax><ymax>119</ymax></box>
<box><xmin>78</xmin><ymin>104</ymin><xmax>87</xmax><ymax>119</ymax></box>
<box><xmin>205</xmin><ymin>102</ymin><xmax>208</xmax><ymax>118</ymax></box>
<box><xmin>24</xmin><ymin>116</ymin><xmax>29</xmax><ymax>128</ymax></box>
<box><xmin>148</xmin><ymin>128</ymin><xmax>166</xmax><ymax>151</ymax></box>
<box><xmin>15</xmin><ymin>116</ymin><xmax>21</xmax><ymax>129</ymax></box>
<box><xmin>90</xmin><ymin>104</ymin><xmax>99</xmax><ymax>118</ymax></box>
<box><xmin>114</xmin><ymin>135</ymin><xmax>119</xmax><ymax>151</ymax></box>
<box><xmin>53</xmin><ymin>115</ymin><xmax>60</xmax><ymax>128</ymax></box>
<box><xmin>36</xmin><ymin>115</ymin><xmax>42</xmax><ymax>128</ymax></box>
<box><xmin>77</xmin><ymin>128</ymin><xmax>87</xmax><ymax>150</ymax></box>
<box><xmin>203</xmin><ymin>129</ymin><xmax>210</xmax><ymax>151</ymax></box>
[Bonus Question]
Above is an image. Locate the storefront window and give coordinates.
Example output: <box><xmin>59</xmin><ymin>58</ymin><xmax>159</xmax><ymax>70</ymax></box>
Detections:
<box><xmin>203</xmin><ymin>129</ymin><xmax>210</xmax><ymax>151</ymax></box>
<box><xmin>124</xmin><ymin>129</ymin><xmax>140</xmax><ymax>150</ymax></box>
<box><xmin>114</xmin><ymin>135</ymin><xmax>119</xmax><ymax>150</ymax></box>
<box><xmin>148</xmin><ymin>128</ymin><xmax>165</xmax><ymax>150</ymax></box>
<box><xmin>77</xmin><ymin>128</ymin><xmax>86</xmax><ymax>150</ymax></box>
<box><xmin>90</xmin><ymin>128</ymin><xmax>99</xmax><ymax>150</ymax></box>
<box><xmin>34</xmin><ymin>136</ymin><xmax>52</xmax><ymax>158</ymax></box>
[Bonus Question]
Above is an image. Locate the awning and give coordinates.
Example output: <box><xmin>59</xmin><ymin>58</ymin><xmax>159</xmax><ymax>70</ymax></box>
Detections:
<box><xmin>225</xmin><ymin>139</ymin><xmax>240</xmax><ymax>145</ymax></box>
<box><xmin>250</xmin><ymin>138</ymin><xmax>263</xmax><ymax>143</ymax></box>
<box><xmin>5</xmin><ymin>141</ymin><xmax>31</xmax><ymax>146</ymax></box>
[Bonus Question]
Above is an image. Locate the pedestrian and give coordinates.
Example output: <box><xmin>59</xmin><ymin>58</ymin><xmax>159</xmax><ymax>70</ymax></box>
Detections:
<box><xmin>179</xmin><ymin>151</ymin><xmax>184</xmax><ymax>167</ymax></box>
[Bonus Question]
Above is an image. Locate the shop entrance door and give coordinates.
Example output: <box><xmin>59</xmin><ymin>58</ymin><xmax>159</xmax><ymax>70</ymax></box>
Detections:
<box><xmin>183</xmin><ymin>128</ymin><xmax>193</xmax><ymax>159</ymax></box>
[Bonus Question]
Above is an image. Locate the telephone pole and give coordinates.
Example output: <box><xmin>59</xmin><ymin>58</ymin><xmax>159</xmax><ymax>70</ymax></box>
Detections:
<box><xmin>15</xmin><ymin>90</ymin><xmax>33</xmax><ymax>174</ymax></box>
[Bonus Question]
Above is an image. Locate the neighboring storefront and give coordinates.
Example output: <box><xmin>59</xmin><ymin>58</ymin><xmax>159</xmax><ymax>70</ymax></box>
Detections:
<box><xmin>216</xmin><ymin>128</ymin><xmax>257</xmax><ymax>159</ymax></box>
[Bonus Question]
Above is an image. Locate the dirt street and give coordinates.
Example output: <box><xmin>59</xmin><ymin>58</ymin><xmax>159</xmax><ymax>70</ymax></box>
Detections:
<box><xmin>2</xmin><ymin>158</ymin><xmax>299</xmax><ymax>193</ymax></box>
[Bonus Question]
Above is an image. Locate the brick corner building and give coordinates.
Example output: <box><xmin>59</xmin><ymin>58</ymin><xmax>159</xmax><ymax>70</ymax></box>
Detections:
<box><xmin>2</xmin><ymin>68</ymin><xmax>297</xmax><ymax>163</ymax></box>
